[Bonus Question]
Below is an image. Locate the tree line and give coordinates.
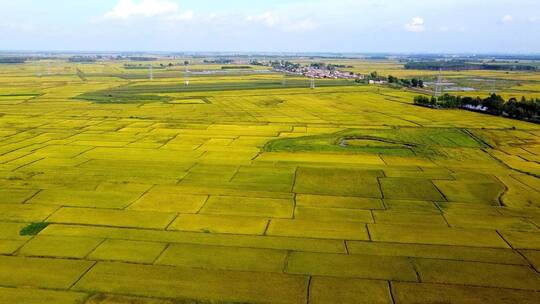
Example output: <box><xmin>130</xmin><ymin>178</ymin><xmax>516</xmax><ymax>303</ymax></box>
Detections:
<box><xmin>414</xmin><ymin>93</ymin><xmax>540</xmax><ymax>122</ymax></box>
<box><xmin>0</xmin><ymin>57</ymin><xmax>26</xmax><ymax>64</ymax></box>
<box><xmin>388</xmin><ymin>75</ymin><xmax>424</xmax><ymax>88</ymax></box>
<box><xmin>361</xmin><ymin>71</ymin><xmax>425</xmax><ymax>88</ymax></box>
<box><xmin>405</xmin><ymin>60</ymin><xmax>538</xmax><ymax>71</ymax></box>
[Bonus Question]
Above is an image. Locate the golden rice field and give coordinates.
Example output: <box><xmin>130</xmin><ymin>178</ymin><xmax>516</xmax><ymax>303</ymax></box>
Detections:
<box><xmin>1</xmin><ymin>60</ymin><xmax>540</xmax><ymax>303</ymax></box>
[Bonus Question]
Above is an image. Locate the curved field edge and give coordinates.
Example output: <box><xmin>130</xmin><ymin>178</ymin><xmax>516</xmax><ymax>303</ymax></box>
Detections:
<box><xmin>263</xmin><ymin>127</ymin><xmax>486</xmax><ymax>158</ymax></box>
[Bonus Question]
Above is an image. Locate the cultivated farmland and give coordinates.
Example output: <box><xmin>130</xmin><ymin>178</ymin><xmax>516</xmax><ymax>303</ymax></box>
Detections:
<box><xmin>1</xmin><ymin>59</ymin><xmax>540</xmax><ymax>303</ymax></box>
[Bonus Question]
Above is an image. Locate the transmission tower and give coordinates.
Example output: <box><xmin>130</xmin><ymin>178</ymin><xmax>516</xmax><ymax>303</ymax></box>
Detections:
<box><xmin>489</xmin><ymin>79</ymin><xmax>497</xmax><ymax>94</ymax></box>
<box><xmin>36</xmin><ymin>62</ymin><xmax>42</xmax><ymax>77</ymax></box>
<box><xmin>149</xmin><ymin>65</ymin><xmax>154</xmax><ymax>80</ymax></box>
<box><xmin>310</xmin><ymin>76</ymin><xmax>315</xmax><ymax>89</ymax></box>
<box><xmin>434</xmin><ymin>69</ymin><xmax>444</xmax><ymax>97</ymax></box>
<box><xmin>184</xmin><ymin>61</ymin><xmax>190</xmax><ymax>87</ymax></box>
<box><xmin>282</xmin><ymin>74</ymin><xmax>286</xmax><ymax>86</ymax></box>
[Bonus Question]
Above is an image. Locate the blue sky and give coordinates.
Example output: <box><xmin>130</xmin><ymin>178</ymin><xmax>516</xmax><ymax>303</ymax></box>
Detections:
<box><xmin>0</xmin><ymin>0</ymin><xmax>539</xmax><ymax>53</ymax></box>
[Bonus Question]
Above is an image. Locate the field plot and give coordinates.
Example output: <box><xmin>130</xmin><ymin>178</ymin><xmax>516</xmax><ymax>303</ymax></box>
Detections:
<box><xmin>0</xmin><ymin>61</ymin><xmax>540</xmax><ymax>303</ymax></box>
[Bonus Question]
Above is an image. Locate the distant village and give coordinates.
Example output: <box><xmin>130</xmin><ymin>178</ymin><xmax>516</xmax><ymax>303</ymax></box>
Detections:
<box><xmin>250</xmin><ymin>60</ymin><xmax>384</xmax><ymax>83</ymax></box>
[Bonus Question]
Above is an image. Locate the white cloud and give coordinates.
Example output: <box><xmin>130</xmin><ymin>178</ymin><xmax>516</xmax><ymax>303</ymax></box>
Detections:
<box><xmin>168</xmin><ymin>10</ymin><xmax>193</xmax><ymax>21</ymax></box>
<box><xmin>285</xmin><ymin>19</ymin><xmax>317</xmax><ymax>32</ymax></box>
<box><xmin>439</xmin><ymin>25</ymin><xmax>449</xmax><ymax>32</ymax></box>
<box><xmin>104</xmin><ymin>0</ymin><xmax>190</xmax><ymax>20</ymax></box>
<box><xmin>247</xmin><ymin>12</ymin><xmax>278</xmax><ymax>27</ymax></box>
<box><xmin>2</xmin><ymin>22</ymin><xmax>36</xmax><ymax>33</ymax></box>
<box><xmin>247</xmin><ymin>11</ymin><xmax>317</xmax><ymax>32</ymax></box>
<box><xmin>501</xmin><ymin>14</ymin><xmax>513</xmax><ymax>23</ymax></box>
<box><xmin>404</xmin><ymin>17</ymin><xmax>425</xmax><ymax>32</ymax></box>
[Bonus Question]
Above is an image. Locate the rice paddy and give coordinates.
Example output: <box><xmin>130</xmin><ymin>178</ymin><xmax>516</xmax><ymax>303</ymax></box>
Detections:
<box><xmin>1</xmin><ymin>59</ymin><xmax>540</xmax><ymax>303</ymax></box>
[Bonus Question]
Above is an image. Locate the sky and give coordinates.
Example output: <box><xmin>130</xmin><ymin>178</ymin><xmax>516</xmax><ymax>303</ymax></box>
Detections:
<box><xmin>0</xmin><ymin>0</ymin><xmax>539</xmax><ymax>53</ymax></box>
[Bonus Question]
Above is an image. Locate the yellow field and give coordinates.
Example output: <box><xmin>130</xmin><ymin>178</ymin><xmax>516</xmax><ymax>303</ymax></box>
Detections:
<box><xmin>1</xmin><ymin>60</ymin><xmax>540</xmax><ymax>303</ymax></box>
